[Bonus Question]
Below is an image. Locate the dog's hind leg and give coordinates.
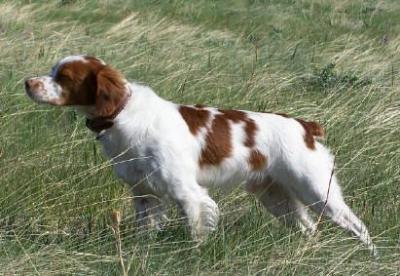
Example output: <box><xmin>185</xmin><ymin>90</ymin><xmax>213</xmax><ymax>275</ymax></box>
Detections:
<box><xmin>305</xmin><ymin>180</ymin><xmax>377</xmax><ymax>256</ymax></box>
<box><xmin>283</xmin><ymin>150</ymin><xmax>377</xmax><ymax>256</ymax></box>
<box><xmin>247</xmin><ymin>179</ymin><xmax>316</xmax><ymax>235</ymax></box>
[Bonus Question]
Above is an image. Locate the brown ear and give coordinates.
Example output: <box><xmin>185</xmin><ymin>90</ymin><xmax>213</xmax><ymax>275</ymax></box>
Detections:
<box><xmin>95</xmin><ymin>66</ymin><xmax>126</xmax><ymax>118</ymax></box>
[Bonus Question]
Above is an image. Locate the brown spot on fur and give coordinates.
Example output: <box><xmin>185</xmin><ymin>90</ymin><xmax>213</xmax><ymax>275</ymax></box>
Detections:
<box><xmin>295</xmin><ymin>119</ymin><xmax>324</xmax><ymax>137</ymax></box>
<box><xmin>194</xmin><ymin>104</ymin><xmax>206</xmax><ymax>108</ymax></box>
<box><xmin>199</xmin><ymin>109</ymin><xmax>261</xmax><ymax>167</ymax></box>
<box><xmin>218</xmin><ymin>109</ymin><xmax>246</xmax><ymax>122</ymax></box>
<box><xmin>263</xmin><ymin>111</ymin><xmax>325</xmax><ymax>150</ymax></box>
<box><xmin>243</xmin><ymin>119</ymin><xmax>257</xmax><ymax>147</ymax></box>
<box><xmin>295</xmin><ymin>118</ymin><xmax>325</xmax><ymax>150</ymax></box>
<box><xmin>248</xmin><ymin>150</ymin><xmax>267</xmax><ymax>170</ymax></box>
<box><xmin>179</xmin><ymin>105</ymin><xmax>210</xmax><ymax>135</ymax></box>
<box><xmin>54</xmin><ymin>57</ymin><xmax>126</xmax><ymax>118</ymax></box>
<box><xmin>219</xmin><ymin>109</ymin><xmax>258</xmax><ymax>147</ymax></box>
<box><xmin>199</xmin><ymin>114</ymin><xmax>231</xmax><ymax>166</ymax></box>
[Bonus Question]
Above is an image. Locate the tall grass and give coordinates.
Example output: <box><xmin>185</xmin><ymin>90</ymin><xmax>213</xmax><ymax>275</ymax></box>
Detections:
<box><xmin>0</xmin><ymin>0</ymin><xmax>399</xmax><ymax>274</ymax></box>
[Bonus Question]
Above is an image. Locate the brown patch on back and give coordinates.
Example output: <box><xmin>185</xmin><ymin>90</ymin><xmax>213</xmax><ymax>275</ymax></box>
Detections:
<box><xmin>263</xmin><ymin>111</ymin><xmax>325</xmax><ymax>150</ymax></box>
<box><xmin>295</xmin><ymin>119</ymin><xmax>325</xmax><ymax>137</ymax></box>
<box><xmin>179</xmin><ymin>105</ymin><xmax>210</xmax><ymax>135</ymax></box>
<box><xmin>218</xmin><ymin>109</ymin><xmax>257</xmax><ymax>147</ymax></box>
<box><xmin>243</xmin><ymin>118</ymin><xmax>257</xmax><ymax>147</ymax></box>
<box><xmin>248</xmin><ymin>150</ymin><xmax>267</xmax><ymax>171</ymax></box>
<box><xmin>199</xmin><ymin>108</ymin><xmax>266</xmax><ymax>169</ymax></box>
<box><xmin>295</xmin><ymin>118</ymin><xmax>325</xmax><ymax>150</ymax></box>
<box><xmin>218</xmin><ymin>109</ymin><xmax>246</xmax><ymax>122</ymax></box>
<box><xmin>199</xmin><ymin>114</ymin><xmax>232</xmax><ymax>166</ymax></box>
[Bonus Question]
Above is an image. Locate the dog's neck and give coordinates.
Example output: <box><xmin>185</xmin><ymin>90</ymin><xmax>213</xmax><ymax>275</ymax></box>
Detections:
<box><xmin>85</xmin><ymin>90</ymin><xmax>131</xmax><ymax>134</ymax></box>
<box><xmin>79</xmin><ymin>82</ymin><xmax>168</xmax><ymax>140</ymax></box>
<box><xmin>76</xmin><ymin>84</ymin><xmax>132</xmax><ymax>136</ymax></box>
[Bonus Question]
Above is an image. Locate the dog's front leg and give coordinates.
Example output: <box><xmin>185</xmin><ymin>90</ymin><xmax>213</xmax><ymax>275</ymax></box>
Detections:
<box><xmin>133</xmin><ymin>195</ymin><xmax>168</xmax><ymax>231</ymax></box>
<box><xmin>165</xmin><ymin>177</ymin><xmax>219</xmax><ymax>241</ymax></box>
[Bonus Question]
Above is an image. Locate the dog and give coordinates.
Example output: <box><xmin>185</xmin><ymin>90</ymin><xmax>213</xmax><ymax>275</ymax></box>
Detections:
<box><xmin>25</xmin><ymin>55</ymin><xmax>376</xmax><ymax>255</ymax></box>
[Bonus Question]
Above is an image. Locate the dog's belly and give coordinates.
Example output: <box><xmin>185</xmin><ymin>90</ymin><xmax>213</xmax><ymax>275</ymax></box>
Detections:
<box><xmin>197</xmin><ymin>164</ymin><xmax>248</xmax><ymax>189</ymax></box>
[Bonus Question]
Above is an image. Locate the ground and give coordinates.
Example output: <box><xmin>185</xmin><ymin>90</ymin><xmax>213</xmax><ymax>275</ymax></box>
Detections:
<box><xmin>0</xmin><ymin>0</ymin><xmax>399</xmax><ymax>274</ymax></box>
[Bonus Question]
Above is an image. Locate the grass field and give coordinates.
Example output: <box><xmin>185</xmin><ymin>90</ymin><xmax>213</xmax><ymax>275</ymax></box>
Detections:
<box><xmin>0</xmin><ymin>0</ymin><xmax>399</xmax><ymax>274</ymax></box>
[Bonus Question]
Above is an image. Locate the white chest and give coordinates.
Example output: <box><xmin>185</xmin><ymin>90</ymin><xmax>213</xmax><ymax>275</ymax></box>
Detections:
<box><xmin>98</xmin><ymin>128</ymin><xmax>159</xmax><ymax>185</ymax></box>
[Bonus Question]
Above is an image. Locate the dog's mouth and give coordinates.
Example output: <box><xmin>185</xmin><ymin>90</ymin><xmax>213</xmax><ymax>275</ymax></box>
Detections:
<box><xmin>25</xmin><ymin>87</ymin><xmax>38</xmax><ymax>101</ymax></box>
<box><xmin>25</xmin><ymin>79</ymin><xmax>42</xmax><ymax>103</ymax></box>
<box><xmin>24</xmin><ymin>78</ymin><xmax>65</xmax><ymax>106</ymax></box>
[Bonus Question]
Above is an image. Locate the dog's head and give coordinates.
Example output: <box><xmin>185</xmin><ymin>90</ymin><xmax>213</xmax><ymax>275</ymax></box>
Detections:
<box><xmin>25</xmin><ymin>55</ymin><xmax>127</xmax><ymax>117</ymax></box>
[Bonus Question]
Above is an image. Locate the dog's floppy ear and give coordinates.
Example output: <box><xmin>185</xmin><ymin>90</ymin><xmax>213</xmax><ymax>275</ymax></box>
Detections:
<box><xmin>95</xmin><ymin>66</ymin><xmax>126</xmax><ymax>117</ymax></box>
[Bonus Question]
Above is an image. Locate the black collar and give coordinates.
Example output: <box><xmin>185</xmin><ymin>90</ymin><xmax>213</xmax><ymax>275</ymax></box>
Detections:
<box><xmin>86</xmin><ymin>90</ymin><xmax>131</xmax><ymax>137</ymax></box>
<box><xmin>86</xmin><ymin>118</ymin><xmax>114</xmax><ymax>133</ymax></box>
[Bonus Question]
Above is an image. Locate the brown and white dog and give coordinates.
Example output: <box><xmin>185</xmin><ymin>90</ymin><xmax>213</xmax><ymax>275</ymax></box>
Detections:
<box><xmin>25</xmin><ymin>55</ymin><xmax>376</xmax><ymax>255</ymax></box>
